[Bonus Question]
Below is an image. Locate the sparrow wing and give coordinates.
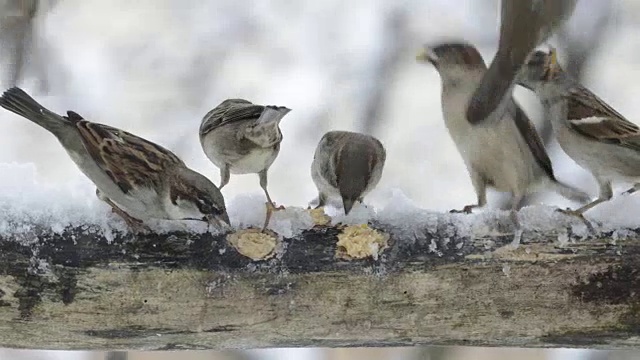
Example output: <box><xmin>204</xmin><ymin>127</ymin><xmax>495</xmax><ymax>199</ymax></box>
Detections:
<box><xmin>467</xmin><ymin>0</ymin><xmax>577</xmax><ymax>125</ymax></box>
<box><xmin>510</xmin><ymin>101</ymin><xmax>556</xmax><ymax>180</ymax></box>
<box><xmin>72</xmin><ymin>111</ymin><xmax>184</xmax><ymax>194</ymax></box>
<box><xmin>199</xmin><ymin>99</ymin><xmax>265</xmax><ymax>136</ymax></box>
<box><xmin>466</xmin><ymin>0</ymin><xmax>542</xmax><ymax>125</ymax></box>
<box><xmin>566</xmin><ymin>86</ymin><xmax>640</xmax><ymax>150</ymax></box>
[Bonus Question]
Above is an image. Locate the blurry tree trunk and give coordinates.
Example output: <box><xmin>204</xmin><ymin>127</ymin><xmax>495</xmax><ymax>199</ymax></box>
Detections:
<box><xmin>359</xmin><ymin>7</ymin><xmax>409</xmax><ymax>136</ymax></box>
<box><xmin>0</xmin><ymin>0</ymin><xmax>58</xmax><ymax>92</ymax></box>
<box><xmin>0</xmin><ymin>0</ymin><xmax>37</xmax><ymax>87</ymax></box>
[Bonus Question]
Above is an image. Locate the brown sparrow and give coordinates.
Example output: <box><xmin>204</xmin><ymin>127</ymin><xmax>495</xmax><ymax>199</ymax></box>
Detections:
<box><xmin>466</xmin><ymin>0</ymin><xmax>578</xmax><ymax>125</ymax></box>
<box><xmin>311</xmin><ymin>130</ymin><xmax>386</xmax><ymax>215</ymax></box>
<box><xmin>516</xmin><ymin>48</ymin><xmax>640</xmax><ymax>216</ymax></box>
<box><xmin>199</xmin><ymin>99</ymin><xmax>290</xmax><ymax>230</ymax></box>
<box><xmin>417</xmin><ymin>42</ymin><xmax>589</xmax><ymax>222</ymax></box>
<box><xmin>0</xmin><ymin>87</ymin><xmax>230</xmax><ymax>233</ymax></box>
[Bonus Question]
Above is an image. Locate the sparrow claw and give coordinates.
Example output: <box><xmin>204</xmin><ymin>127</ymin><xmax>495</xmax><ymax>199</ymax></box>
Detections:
<box><xmin>450</xmin><ymin>205</ymin><xmax>476</xmax><ymax>214</ymax></box>
<box><xmin>556</xmin><ymin>207</ymin><xmax>595</xmax><ymax>233</ymax></box>
<box><xmin>114</xmin><ymin>209</ymin><xmax>150</xmax><ymax>235</ymax></box>
<box><xmin>261</xmin><ymin>201</ymin><xmax>285</xmax><ymax>233</ymax></box>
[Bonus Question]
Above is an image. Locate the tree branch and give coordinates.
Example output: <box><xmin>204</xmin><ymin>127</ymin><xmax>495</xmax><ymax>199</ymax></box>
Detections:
<box><xmin>0</xmin><ymin>213</ymin><xmax>638</xmax><ymax>351</ymax></box>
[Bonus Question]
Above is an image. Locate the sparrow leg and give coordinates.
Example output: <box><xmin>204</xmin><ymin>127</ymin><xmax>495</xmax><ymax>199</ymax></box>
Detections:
<box><xmin>556</xmin><ymin>181</ymin><xmax>611</xmax><ymax>233</ymax></box>
<box><xmin>314</xmin><ymin>193</ymin><xmax>328</xmax><ymax>209</ymax></box>
<box><xmin>259</xmin><ymin>170</ymin><xmax>284</xmax><ymax>232</ymax></box>
<box><xmin>509</xmin><ymin>192</ymin><xmax>527</xmax><ymax>229</ymax></box>
<box><xmin>450</xmin><ymin>173</ymin><xmax>487</xmax><ymax>214</ymax></box>
<box><xmin>219</xmin><ymin>165</ymin><xmax>230</xmax><ymax>189</ymax></box>
<box><xmin>560</xmin><ymin>181</ymin><xmax>613</xmax><ymax>216</ymax></box>
<box><xmin>95</xmin><ymin>189</ymin><xmax>149</xmax><ymax>234</ymax></box>
<box><xmin>259</xmin><ymin>169</ymin><xmax>284</xmax><ymax>209</ymax></box>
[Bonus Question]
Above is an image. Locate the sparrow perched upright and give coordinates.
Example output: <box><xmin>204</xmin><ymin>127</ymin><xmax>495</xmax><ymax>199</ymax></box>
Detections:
<box><xmin>199</xmin><ymin>99</ymin><xmax>291</xmax><ymax>230</ymax></box>
<box><xmin>516</xmin><ymin>48</ymin><xmax>640</xmax><ymax>216</ymax></box>
<box><xmin>0</xmin><ymin>87</ymin><xmax>230</xmax><ymax>232</ymax></box>
<box><xmin>311</xmin><ymin>131</ymin><xmax>386</xmax><ymax>215</ymax></box>
<box><xmin>466</xmin><ymin>0</ymin><xmax>578</xmax><ymax>125</ymax></box>
<box><xmin>417</xmin><ymin>42</ymin><xmax>589</xmax><ymax>220</ymax></box>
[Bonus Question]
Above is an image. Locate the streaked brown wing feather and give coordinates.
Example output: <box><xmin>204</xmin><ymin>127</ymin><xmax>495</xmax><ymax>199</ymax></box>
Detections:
<box><xmin>200</xmin><ymin>99</ymin><xmax>265</xmax><ymax>135</ymax></box>
<box><xmin>74</xmin><ymin>118</ymin><xmax>184</xmax><ymax>194</ymax></box>
<box><xmin>567</xmin><ymin>87</ymin><xmax>640</xmax><ymax>140</ymax></box>
<box><xmin>511</xmin><ymin>102</ymin><xmax>555</xmax><ymax>180</ymax></box>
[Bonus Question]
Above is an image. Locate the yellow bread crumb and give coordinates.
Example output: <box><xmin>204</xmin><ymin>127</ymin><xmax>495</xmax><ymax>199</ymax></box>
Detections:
<box><xmin>227</xmin><ymin>228</ymin><xmax>278</xmax><ymax>261</ymax></box>
<box><xmin>307</xmin><ymin>207</ymin><xmax>332</xmax><ymax>226</ymax></box>
<box><xmin>336</xmin><ymin>224</ymin><xmax>389</xmax><ymax>260</ymax></box>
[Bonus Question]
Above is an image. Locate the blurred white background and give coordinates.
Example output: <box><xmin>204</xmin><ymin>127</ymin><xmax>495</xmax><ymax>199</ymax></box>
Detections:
<box><xmin>0</xmin><ymin>0</ymin><xmax>638</xmax><ymax>358</ymax></box>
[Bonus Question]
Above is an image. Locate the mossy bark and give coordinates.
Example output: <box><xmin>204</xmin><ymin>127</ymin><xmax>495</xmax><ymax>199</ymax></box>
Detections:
<box><xmin>0</xmin><ymin>222</ymin><xmax>639</xmax><ymax>350</ymax></box>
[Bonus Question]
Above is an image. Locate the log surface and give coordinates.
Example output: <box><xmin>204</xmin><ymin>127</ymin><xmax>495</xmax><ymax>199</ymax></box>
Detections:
<box><xmin>0</xmin><ymin>215</ymin><xmax>639</xmax><ymax>351</ymax></box>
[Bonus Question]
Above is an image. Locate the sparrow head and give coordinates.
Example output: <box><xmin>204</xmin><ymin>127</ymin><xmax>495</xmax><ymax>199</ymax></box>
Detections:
<box><xmin>244</xmin><ymin>106</ymin><xmax>290</xmax><ymax>147</ymax></box>
<box><xmin>516</xmin><ymin>47</ymin><xmax>564</xmax><ymax>90</ymax></box>
<box><xmin>332</xmin><ymin>134</ymin><xmax>385</xmax><ymax>215</ymax></box>
<box><xmin>169</xmin><ymin>168</ymin><xmax>230</xmax><ymax>228</ymax></box>
<box><xmin>417</xmin><ymin>42</ymin><xmax>486</xmax><ymax>73</ymax></box>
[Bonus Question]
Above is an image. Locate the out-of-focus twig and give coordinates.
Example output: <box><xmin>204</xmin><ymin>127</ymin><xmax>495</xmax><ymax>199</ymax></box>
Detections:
<box><xmin>0</xmin><ymin>0</ymin><xmax>60</xmax><ymax>93</ymax></box>
<box><xmin>0</xmin><ymin>0</ymin><xmax>38</xmax><ymax>87</ymax></box>
<box><xmin>359</xmin><ymin>6</ymin><xmax>409</xmax><ymax>136</ymax></box>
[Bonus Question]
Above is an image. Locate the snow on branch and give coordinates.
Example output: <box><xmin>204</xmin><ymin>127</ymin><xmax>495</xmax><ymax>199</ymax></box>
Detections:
<box><xmin>1</xmin><ymin>164</ymin><xmax>640</xmax><ymax>350</ymax></box>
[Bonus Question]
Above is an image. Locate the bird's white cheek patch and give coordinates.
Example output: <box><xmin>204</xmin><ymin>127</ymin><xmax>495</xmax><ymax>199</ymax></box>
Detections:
<box><xmin>163</xmin><ymin>198</ymin><xmax>201</xmax><ymax>221</ymax></box>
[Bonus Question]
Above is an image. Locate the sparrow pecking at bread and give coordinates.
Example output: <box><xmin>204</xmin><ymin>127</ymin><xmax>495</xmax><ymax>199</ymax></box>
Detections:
<box><xmin>417</xmin><ymin>42</ymin><xmax>589</xmax><ymax>223</ymax></box>
<box><xmin>466</xmin><ymin>0</ymin><xmax>578</xmax><ymax>125</ymax></box>
<box><xmin>199</xmin><ymin>99</ymin><xmax>290</xmax><ymax>230</ymax></box>
<box><xmin>516</xmin><ymin>48</ymin><xmax>640</xmax><ymax>217</ymax></box>
<box><xmin>310</xmin><ymin>130</ymin><xmax>386</xmax><ymax>215</ymax></box>
<box><xmin>0</xmin><ymin>87</ymin><xmax>230</xmax><ymax>233</ymax></box>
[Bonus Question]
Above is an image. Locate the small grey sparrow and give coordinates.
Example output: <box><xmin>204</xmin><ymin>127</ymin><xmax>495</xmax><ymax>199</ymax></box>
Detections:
<box><xmin>199</xmin><ymin>99</ymin><xmax>291</xmax><ymax>230</ymax></box>
<box><xmin>417</xmin><ymin>42</ymin><xmax>589</xmax><ymax>221</ymax></box>
<box><xmin>0</xmin><ymin>87</ymin><xmax>230</xmax><ymax>233</ymax></box>
<box><xmin>466</xmin><ymin>0</ymin><xmax>578</xmax><ymax>125</ymax></box>
<box><xmin>516</xmin><ymin>48</ymin><xmax>640</xmax><ymax>216</ymax></box>
<box><xmin>311</xmin><ymin>130</ymin><xmax>386</xmax><ymax>215</ymax></box>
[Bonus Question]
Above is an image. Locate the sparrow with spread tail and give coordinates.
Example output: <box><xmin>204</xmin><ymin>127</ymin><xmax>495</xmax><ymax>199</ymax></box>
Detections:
<box><xmin>311</xmin><ymin>130</ymin><xmax>386</xmax><ymax>215</ymax></box>
<box><xmin>516</xmin><ymin>48</ymin><xmax>640</xmax><ymax>216</ymax></box>
<box><xmin>0</xmin><ymin>87</ymin><xmax>230</xmax><ymax>233</ymax></box>
<box><xmin>466</xmin><ymin>0</ymin><xmax>578</xmax><ymax>125</ymax></box>
<box><xmin>199</xmin><ymin>99</ymin><xmax>290</xmax><ymax>230</ymax></box>
<box><xmin>417</xmin><ymin>42</ymin><xmax>589</xmax><ymax>221</ymax></box>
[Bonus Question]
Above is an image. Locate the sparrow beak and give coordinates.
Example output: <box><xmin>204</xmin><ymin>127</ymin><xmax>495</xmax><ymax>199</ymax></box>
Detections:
<box><xmin>206</xmin><ymin>212</ymin><xmax>231</xmax><ymax>228</ymax></box>
<box><xmin>546</xmin><ymin>46</ymin><xmax>560</xmax><ymax>78</ymax></box>
<box><xmin>342</xmin><ymin>198</ymin><xmax>355</xmax><ymax>215</ymax></box>
<box><xmin>416</xmin><ymin>47</ymin><xmax>438</xmax><ymax>65</ymax></box>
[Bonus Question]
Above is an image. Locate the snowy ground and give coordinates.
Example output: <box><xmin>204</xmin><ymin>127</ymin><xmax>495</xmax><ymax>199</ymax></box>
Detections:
<box><xmin>0</xmin><ymin>0</ymin><xmax>639</xmax><ymax>359</ymax></box>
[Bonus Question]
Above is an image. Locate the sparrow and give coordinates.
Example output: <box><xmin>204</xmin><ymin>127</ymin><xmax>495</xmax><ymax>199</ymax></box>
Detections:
<box><xmin>199</xmin><ymin>99</ymin><xmax>291</xmax><ymax>230</ymax></box>
<box><xmin>466</xmin><ymin>0</ymin><xmax>578</xmax><ymax>125</ymax></box>
<box><xmin>516</xmin><ymin>48</ymin><xmax>640</xmax><ymax>216</ymax></box>
<box><xmin>310</xmin><ymin>130</ymin><xmax>386</xmax><ymax>215</ymax></box>
<box><xmin>416</xmin><ymin>42</ymin><xmax>589</xmax><ymax>221</ymax></box>
<box><xmin>0</xmin><ymin>87</ymin><xmax>230</xmax><ymax>233</ymax></box>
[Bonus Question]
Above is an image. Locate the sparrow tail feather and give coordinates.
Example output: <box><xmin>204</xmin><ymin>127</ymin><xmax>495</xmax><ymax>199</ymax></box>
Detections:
<box><xmin>547</xmin><ymin>179</ymin><xmax>591</xmax><ymax>204</ymax></box>
<box><xmin>256</xmin><ymin>106</ymin><xmax>290</xmax><ymax>126</ymax></box>
<box><xmin>0</xmin><ymin>87</ymin><xmax>72</xmax><ymax>135</ymax></box>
